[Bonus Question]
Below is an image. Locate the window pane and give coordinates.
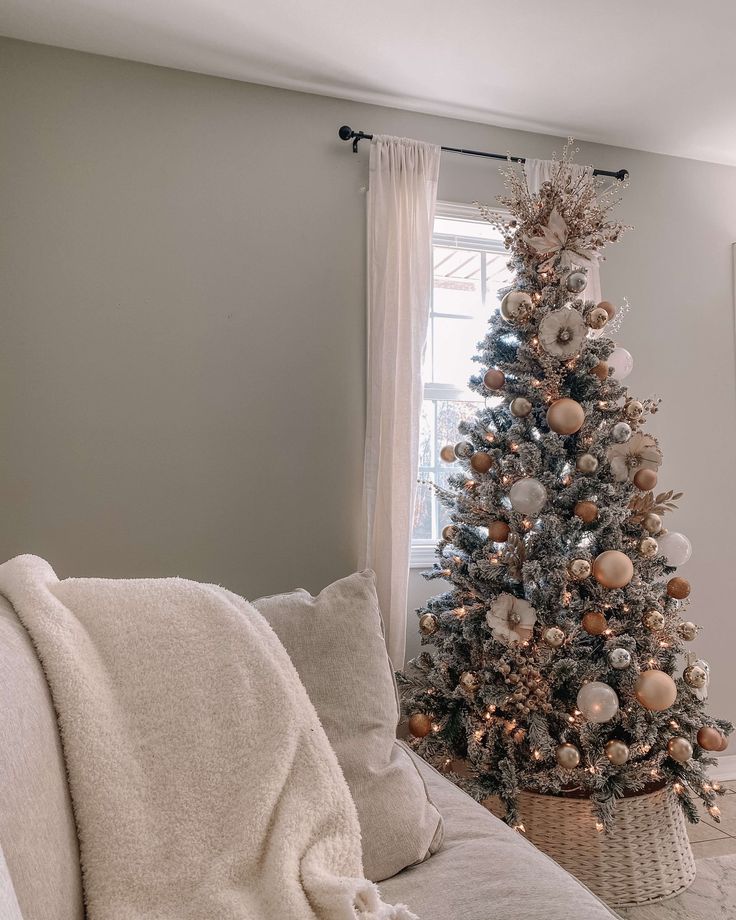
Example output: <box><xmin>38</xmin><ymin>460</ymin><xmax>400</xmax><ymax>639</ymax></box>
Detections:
<box><xmin>432</xmin><ymin>315</ymin><xmax>488</xmax><ymax>392</ymax></box>
<box><xmin>436</xmin><ymin>399</ymin><xmax>480</xmax><ymax>452</ymax></box>
<box><xmin>434</xmin><ymin>216</ymin><xmax>503</xmax><ymax>241</ymax></box>
<box><xmin>433</xmin><ymin>247</ymin><xmax>482</xmax><ymax>317</ymax></box>
<box><xmin>418</xmin><ymin>399</ymin><xmax>434</xmax><ymax>468</ymax></box>
<box><xmin>413</xmin><ymin>472</ymin><xmax>433</xmax><ymax>541</ymax></box>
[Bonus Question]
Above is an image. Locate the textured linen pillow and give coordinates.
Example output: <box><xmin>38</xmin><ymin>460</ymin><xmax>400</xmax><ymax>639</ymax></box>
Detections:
<box><xmin>255</xmin><ymin>570</ymin><xmax>443</xmax><ymax>882</ymax></box>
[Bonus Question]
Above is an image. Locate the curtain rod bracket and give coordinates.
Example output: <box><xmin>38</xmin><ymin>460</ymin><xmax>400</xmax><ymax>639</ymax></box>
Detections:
<box><xmin>337</xmin><ymin>125</ymin><xmax>628</xmax><ymax>180</ymax></box>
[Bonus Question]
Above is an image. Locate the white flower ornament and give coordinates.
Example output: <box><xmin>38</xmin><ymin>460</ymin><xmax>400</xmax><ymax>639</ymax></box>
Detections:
<box><xmin>486</xmin><ymin>593</ymin><xmax>537</xmax><ymax>644</ymax></box>
<box><xmin>524</xmin><ymin>207</ymin><xmax>597</xmax><ymax>273</ymax></box>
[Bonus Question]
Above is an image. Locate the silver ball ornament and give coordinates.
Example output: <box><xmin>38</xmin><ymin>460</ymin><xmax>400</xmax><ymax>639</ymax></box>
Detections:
<box><xmin>454</xmin><ymin>441</ymin><xmax>475</xmax><ymax>459</ymax></box>
<box><xmin>500</xmin><ymin>291</ymin><xmax>533</xmax><ymax>324</ymax></box>
<box><xmin>419</xmin><ymin>613</ymin><xmax>439</xmax><ymax>636</ymax></box>
<box><xmin>608</xmin><ymin>648</ymin><xmax>632</xmax><ymax>670</ymax></box>
<box><xmin>642</xmin><ymin>609</ymin><xmax>665</xmax><ymax>631</ymax></box>
<box><xmin>509</xmin><ymin>477</ymin><xmax>547</xmax><ymax>516</ymax></box>
<box><xmin>556</xmin><ymin>742</ymin><xmax>581</xmax><ymax>769</ymax></box>
<box><xmin>576</xmin><ymin>453</ymin><xmax>598</xmax><ymax>474</ymax></box>
<box><xmin>611</xmin><ymin>422</ymin><xmax>632</xmax><ymax>443</ymax></box>
<box><xmin>639</xmin><ymin>537</ymin><xmax>659</xmax><ymax>558</ymax></box>
<box><xmin>566</xmin><ymin>271</ymin><xmax>587</xmax><ymax>293</ymax></box>
<box><xmin>677</xmin><ymin>621</ymin><xmax>698</xmax><ymax>641</ymax></box>
<box><xmin>568</xmin><ymin>558</ymin><xmax>592</xmax><ymax>581</ymax></box>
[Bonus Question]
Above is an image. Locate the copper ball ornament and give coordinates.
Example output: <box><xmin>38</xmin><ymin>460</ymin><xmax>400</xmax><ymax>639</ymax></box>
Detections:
<box><xmin>587</xmin><ymin>307</ymin><xmax>609</xmax><ymax>330</ymax></box>
<box><xmin>677</xmin><ymin>621</ymin><xmax>698</xmax><ymax>641</ymax></box>
<box><xmin>556</xmin><ymin>742</ymin><xmax>581</xmax><ymax>769</ymax></box>
<box><xmin>643</xmin><ymin>512</ymin><xmax>662</xmax><ymax>535</ymax></box>
<box><xmin>634</xmin><ymin>670</ymin><xmax>677</xmax><ymax>711</ymax></box>
<box><xmin>483</xmin><ymin>368</ymin><xmax>506</xmax><ymax>390</ymax></box>
<box><xmin>441</xmin><ymin>524</ymin><xmax>457</xmax><ymax>542</ymax></box>
<box><xmin>440</xmin><ymin>444</ymin><xmax>457</xmax><ymax>463</ymax></box>
<box><xmin>598</xmin><ymin>300</ymin><xmax>618</xmax><ymax>320</ymax></box>
<box><xmin>576</xmin><ymin>453</ymin><xmax>599</xmax><ymax>474</ymax></box>
<box><xmin>608</xmin><ymin>647</ymin><xmax>632</xmax><ymax>670</ymax></box>
<box><xmin>454</xmin><ymin>441</ymin><xmax>475</xmax><ymax>460</ymax></box>
<box><xmin>642</xmin><ymin>609</ymin><xmax>665</xmax><ymax>631</ymax></box>
<box><xmin>568</xmin><ymin>558</ymin><xmax>592</xmax><ymax>581</ymax></box>
<box><xmin>547</xmin><ymin>398</ymin><xmax>585</xmax><ymax>435</ymax></box>
<box><xmin>605</xmin><ymin>739</ymin><xmax>630</xmax><ymax>766</ymax></box>
<box><xmin>582</xmin><ymin>611</ymin><xmax>608</xmax><ymax>636</ymax></box>
<box><xmin>543</xmin><ymin>626</ymin><xmax>565</xmax><ymax>648</ymax></box>
<box><xmin>419</xmin><ymin>613</ymin><xmax>439</xmax><ymax>636</ymax></box>
<box><xmin>408</xmin><ymin>713</ymin><xmax>433</xmax><ymax>738</ymax></box>
<box><xmin>510</xmin><ymin>397</ymin><xmax>533</xmax><ymax>418</ymax></box>
<box><xmin>566</xmin><ymin>271</ymin><xmax>587</xmax><ymax>293</ymax></box>
<box><xmin>500</xmin><ymin>291</ymin><xmax>533</xmax><ymax>324</ymax></box>
<box><xmin>470</xmin><ymin>452</ymin><xmax>494</xmax><ymax>474</ymax></box>
<box><xmin>667</xmin><ymin>737</ymin><xmax>693</xmax><ymax>763</ymax></box>
<box><xmin>717</xmin><ymin>734</ymin><xmax>730</xmax><ymax>752</ymax></box>
<box><xmin>593</xmin><ymin>550</ymin><xmax>634</xmax><ymax>589</ymax></box>
<box><xmin>697</xmin><ymin>726</ymin><xmax>725</xmax><ymax>752</ymax></box>
<box><xmin>574</xmin><ymin>501</ymin><xmax>599</xmax><ymax>524</ymax></box>
<box><xmin>639</xmin><ymin>537</ymin><xmax>659</xmax><ymax>558</ymax></box>
<box><xmin>667</xmin><ymin>577</ymin><xmax>691</xmax><ymax>600</ymax></box>
<box><xmin>633</xmin><ymin>468</ymin><xmax>658</xmax><ymax>491</ymax></box>
<box><xmin>488</xmin><ymin>520</ymin><xmax>510</xmax><ymax>542</ymax></box>
<box><xmin>590</xmin><ymin>361</ymin><xmax>609</xmax><ymax>381</ymax></box>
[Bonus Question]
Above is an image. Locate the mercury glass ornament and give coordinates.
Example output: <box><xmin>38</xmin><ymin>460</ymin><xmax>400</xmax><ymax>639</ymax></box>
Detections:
<box><xmin>608</xmin><ymin>647</ymin><xmax>632</xmax><ymax>670</ymax></box>
<box><xmin>684</xmin><ymin>664</ymin><xmax>707</xmax><ymax>689</ymax></box>
<box><xmin>576</xmin><ymin>453</ymin><xmax>598</xmax><ymax>474</ymax></box>
<box><xmin>577</xmin><ymin>681</ymin><xmax>619</xmax><ymax>723</ymax></box>
<box><xmin>643</xmin><ymin>512</ymin><xmax>662</xmax><ymax>535</ymax></box>
<box><xmin>568</xmin><ymin>558</ymin><xmax>592</xmax><ymax>581</ymax></box>
<box><xmin>566</xmin><ymin>270</ymin><xmax>587</xmax><ymax>293</ymax></box>
<box><xmin>657</xmin><ymin>531</ymin><xmax>692</xmax><ymax>567</ymax></box>
<box><xmin>642</xmin><ymin>609</ymin><xmax>665</xmax><ymax>631</ymax></box>
<box><xmin>609</xmin><ymin>347</ymin><xmax>634</xmax><ymax>380</ymax></box>
<box><xmin>625</xmin><ymin>400</ymin><xmax>644</xmax><ymax>420</ymax></box>
<box><xmin>677</xmin><ymin>621</ymin><xmax>698</xmax><ymax>641</ymax></box>
<box><xmin>419</xmin><ymin>613</ymin><xmax>439</xmax><ymax>636</ymax></box>
<box><xmin>639</xmin><ymin>537</ymin><xmax>658</xmax><ymax>558</ymax></box>
<box><xmin>586</xmin><ymin>307</ymin><xmax>609</xmax><ymax>330</ymax></box>
<box><xmin>441</xmin><ymin>524</ymin><xmax>457</xmax><ymax>542</ymax></box>
<box><xmin>611</xmin><ymin>422</ymin><xmax>632</xmax><ymax>443</ymax></box>
<box><xmin>509</xmin><ymin>477</ymin><xmax>547</xmax><ymax>516</ymax></box>
<box><xmin>510</xmin><ymin>397</ymin><xmax>533</xmax><ymax>418</ymax></box>
<box><xmin>459</xmin><ymin>671</ymin><xmax>481</xmax><ymax>692</ymax></box>
<box><xmin>667</xmin><ymin>737</ymin><xmax>693</xmax><ymax>763</ymax></box>
<box><xmin>500</xmin><ymin>291</ymin><xmax>533</xmax><ymax>324</ymax></box>
<box><xmin>555</xmin><ymin>742</ymin><xmax>581</xmax><ymax>769</ymax></box>
<box><xmin>605</xmin><ymin>739</ymin><xmax>630</xmax><ymax>765</ymax></box>
<box><xmin>454</xmin><ymin>441</ymin><xmax>474</xmax><ymax>459</ymax></box>
<box><xmin>543</xmin><ymin>626</ymin><xmax>565</xmax><ymax>648</ymax></box>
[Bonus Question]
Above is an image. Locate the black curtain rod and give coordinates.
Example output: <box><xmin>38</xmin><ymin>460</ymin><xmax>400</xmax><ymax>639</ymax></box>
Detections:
<box><xmin>338</xmin><ymin>125</ymin><xmax>629</xmax><ymax>182</ymax></box>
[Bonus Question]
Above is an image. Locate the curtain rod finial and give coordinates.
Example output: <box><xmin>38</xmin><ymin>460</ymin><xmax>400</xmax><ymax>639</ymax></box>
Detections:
<box><xmin>338</xmin><ymin>125</ymin><xmax>353</xmax><ymax>141</ymax></box>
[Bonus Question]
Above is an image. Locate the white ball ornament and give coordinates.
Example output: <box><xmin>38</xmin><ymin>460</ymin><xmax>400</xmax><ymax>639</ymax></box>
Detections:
<box><xmin>608</xmin><ymin>648</ymin><xmax>632</xmax><ymax>670</ymax></box>
<box><xmin>657</xmin><ymin>532</ymin><xmax>692</xmax><ymax>567</ymax></box>
<box><xmin>611</xmin><ymin>422</ymin><xmax>632</xmax><ymax>443</ymax></box>
<box><xmin>500</xmin><ymin>291</ymin><xmax>533</xmax><ymax>324</ymax></box>
<box><xmin>509</xmin><ymin>478</ymin><xmax>547</xmax><ymax>516</ymax></box>
<box><xmin>609</xmin><ymin>347</ymin><xmax>634</xmax><ymax>380</ymax></box>
<box><xmin>577</xmin><ymin>681</ymin><xmax>620</xmax><ymax>723</ymax></box>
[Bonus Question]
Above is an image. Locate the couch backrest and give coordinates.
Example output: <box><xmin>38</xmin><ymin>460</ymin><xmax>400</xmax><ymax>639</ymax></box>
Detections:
<box><xmin>0</xmin><ymin>595</ymin><xmax>84</xmax><ymax>920</ymax></box>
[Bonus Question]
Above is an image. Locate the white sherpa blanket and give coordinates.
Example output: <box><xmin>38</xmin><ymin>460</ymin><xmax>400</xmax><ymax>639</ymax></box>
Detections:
<box><xmin>0</xmin><ymin>555</ymin><xmax>416</xmax><ymax>920</ymax></box>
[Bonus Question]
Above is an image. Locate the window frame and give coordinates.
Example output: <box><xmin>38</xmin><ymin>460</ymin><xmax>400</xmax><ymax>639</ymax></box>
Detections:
<box><xmin>410</xmin><ymin>200</ymin><xmax>510</xmax><ymax>568</ymax></box>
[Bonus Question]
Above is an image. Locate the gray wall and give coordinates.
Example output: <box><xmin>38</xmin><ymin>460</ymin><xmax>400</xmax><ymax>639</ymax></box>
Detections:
<box><xmin>2</xmin><ymin>38</ymin><xmax>736</xmax><ymax>723</ymax></box>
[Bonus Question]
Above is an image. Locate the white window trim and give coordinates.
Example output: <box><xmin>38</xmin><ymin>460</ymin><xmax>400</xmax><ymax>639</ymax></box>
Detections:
<box><xmin>410</xmin><ymin>201</ymin><xmax>508</xmax><ymax>569</ymax></box>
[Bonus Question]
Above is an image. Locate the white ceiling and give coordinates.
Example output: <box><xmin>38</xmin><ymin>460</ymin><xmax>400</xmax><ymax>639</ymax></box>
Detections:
<box><xmin>2</xmin><ymin>0</ymin><xmax>736</xmax><ymax>166</ymax></box>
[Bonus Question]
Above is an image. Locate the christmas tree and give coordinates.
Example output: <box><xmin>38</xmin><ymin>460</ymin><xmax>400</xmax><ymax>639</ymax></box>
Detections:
<box><xmin>400</xmin><ymin>143</ymin><xmax>732</xmax><ymax>830</ymax></box>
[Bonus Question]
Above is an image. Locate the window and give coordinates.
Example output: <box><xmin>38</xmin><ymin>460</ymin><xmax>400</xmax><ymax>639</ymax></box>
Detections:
<box><xmin>411</xmin><ymin>202</ymin><xmax>513</xmax><ymax>566</ymax></box>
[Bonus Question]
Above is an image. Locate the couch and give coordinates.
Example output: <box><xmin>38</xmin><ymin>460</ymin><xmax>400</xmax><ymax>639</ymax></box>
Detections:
<box><xmin>0</xmin><ymin>583</ymin><xmax>619</xmax><ymax>919</ymax></box>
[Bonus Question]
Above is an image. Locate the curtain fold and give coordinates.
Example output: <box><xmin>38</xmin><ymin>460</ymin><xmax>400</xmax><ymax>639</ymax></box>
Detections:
<box><xmin>361</xmin><ymin>135</ymin><xmax>441</xmax><ymax>667</ymax></box>
<box><xmin>524</xmin><ymin>158</ymin><xmax>602</xmax><ymax>304</ymax></box>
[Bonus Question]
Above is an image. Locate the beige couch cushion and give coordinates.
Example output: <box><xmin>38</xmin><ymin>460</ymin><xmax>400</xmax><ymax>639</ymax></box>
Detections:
<box><xmin>380</xmin><ymin>747</ymin><xmax>620</xmax><ymax>919</ymax></box>
<box><xmin>0</xmin><ymin>595</ymin><xmax>84</xmax><ymax>920</ymax></box>
<box><xmin>255</xmin><ymin>570</ymin><xmax>443</xmax><ymax>882</ymax></box>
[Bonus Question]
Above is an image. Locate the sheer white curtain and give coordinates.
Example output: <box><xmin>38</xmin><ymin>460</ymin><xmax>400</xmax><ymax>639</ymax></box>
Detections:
<box><xmin>524</xmin><ymin>158</ymin><xmax>602</xmax><ymax>303</ymax></box>
<box><xmin>360</xmin><ymin>135</ymin><xmax>441</xmax><ymax>667</ymax></box>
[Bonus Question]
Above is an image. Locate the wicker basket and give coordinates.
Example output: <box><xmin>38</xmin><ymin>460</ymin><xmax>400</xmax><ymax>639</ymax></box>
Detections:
<box><xmin>491</xmin><ymin>785</ymin><xmax>696</xmax><ymax>908</ymax></box>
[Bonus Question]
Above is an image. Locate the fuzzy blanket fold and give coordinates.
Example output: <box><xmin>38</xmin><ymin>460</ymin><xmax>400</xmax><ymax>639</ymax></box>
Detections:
<box><xmin>0</xmin><ymin>555</ymin><xmax>416</xmax><ymax>920</ymax></box>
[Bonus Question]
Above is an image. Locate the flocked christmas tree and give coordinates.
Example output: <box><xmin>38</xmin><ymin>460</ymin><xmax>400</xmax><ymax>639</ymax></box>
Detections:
<box><xmin>399</xmin><ymin>142</ymin><xmax>732</xmax><ymax>830</ymax></box>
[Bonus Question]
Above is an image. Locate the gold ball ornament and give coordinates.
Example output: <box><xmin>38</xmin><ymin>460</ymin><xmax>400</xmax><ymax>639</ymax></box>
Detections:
<box><xmin>576</xmin><ymin>453</ymin><xmax>599</xmax><ymax>474</ymax></box>
<box><xmin>440</xmin><ymin>445</ymin><xmax>457</xmax><ymax>463</ymax></box>
<box><xmin>582</xmin><ymin>611</ymin><xmax>608</xmax><ymax>636</ymax></box>
<box><xmin>574</xmin><ymin>501</ymin><xmax>599</xmax><ymax>524</ymax></box>
<box><xmin>667</xmin><ymin>577</ymin><xmax>691</xmax><ymax>600</ymax></box>
<box><xmin>683</xmin><ymin>664</ymin><xmax>707</xmax><ymax>689</ymax></box>
<box><xmin>642</xmin><ymin>609</ymin><xmax>665</xmax><ymax>631</ymax></box>
<box><xmin>441</xmin><ymin>524</ymin><xmax>457</xmax><ymax>542</ymax></box>
<box><xmin>625</xmin><ymin>400</ymin><xmax>644</xmax><ymax>420</ymax></box>
<box><xmin>598</xmin><ymin>300</ymin><xmax>618</xmax><ymax>320</ymax></box>
<box><xmin>556</xmin><ymin>742</ymin><xmax>581</xmax><ymax>769</ymax></box>
<box><xmin>510</xmin><ymin>397</ymin><xmax>533</xmax><ymax>418</ymax></box>
<box><xmin>677</xmin><ymin>621</ymin><xmax>698</xmax><ymax>641</ymax></box>
<box><xmin>483</xmin><ymin>368</ymin><xmax>506</xmax><ymax>390</ymax></box>
<box><xmin>593</xmin><ymin>550</ymin><xmax>634</xmax><ymax>589</ymax></box>
<box><xmin>500</xmin><ymin>291</ymin><xmax>533</xmax><ymax>324</ymax></box>
<box><xmin>459</xmin><ymin>671</ymin><xmax>481</xmax><ymax>693</ymax></box>
<box><xmin>697</xmin><ymin>726</ymin><xmax>725</xmax><ymax>752</ymax></box>
<box><xmin>419</xmin><ymin>613</ymin><xmax>439</xmax><ymax>636</ymax></box>
<box><xmin>643</xmin><ymin>512</ymin><xmax>662</xmax><ymax>535</ymax></box>
<box><xmin>639</xmin><ymin>537</ymin><xmax>659</xmax><ymax>558</ymax></box>
<box><xmin>454</xmin><ymin>441</ymin><xmax>475</xmax><ymax>460</ymax></box>
<box><xmin>587</xmin><ymin>307</ymin><xmax>609</xmax><ymax>330</ymax></box>
<box><xmin>635</xmin><ymin>669</ymin><xmax>677</xmax><ymax>711</ymax></box>
<box><xmin>590</xmin><ymin>361</ymin><xmax>609</xmax><ymax>381</ymax></box>
<box><xmin>408</xmin><ymin>713</ymin><xmax>433</xmax><ymax>738</ymax></box>
<box><xmin>547</xmin><ymin>398</ymin><xmax>585</xmax><ymax>435</ymax></box>
<box><xmin>605</xmin><ymin>739</ymin><xmax>630</xmax><ymax>766</ymax></box>
<box><xmin>543</xmin><ymin>626</ymin><xmax>565</xmax><ymax>648</ymax></box>
<box><xmin>470</xmin><ymin>452</ymin><xmax>494</xmax><ymax>474</ymax></box>
<box><xmin>633</xmin><ymin>468</ymin><xmax>658</xmax><ymax>491</ymax></box>
<box><xmin>568</xmin><ymin>558</ymin><xmax>592</xmax><ymax>581</ymax></box>
<box><xmin>488</xmin><ymin>520</ymin><xmax>510</xmax><ymax>542</ymax></box>
<box><xmin>667</xmin><ymin>737</ymin><xmax>693</xmax><ymax>763</ymax></box>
